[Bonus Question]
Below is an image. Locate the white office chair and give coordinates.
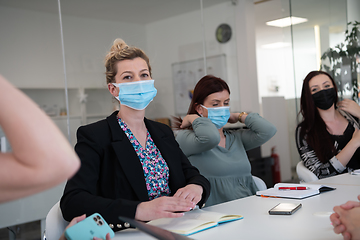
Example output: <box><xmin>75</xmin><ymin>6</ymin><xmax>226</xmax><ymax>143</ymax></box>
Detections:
<box><xmin>44</xmin><ymin>201</ymin><xmax>69</xmax><ymax>240</ymax></box>
<box><xmin>296</xmin><ymin>161</ymin><xmax>319</xmax><ymax>183</ymax></box>
<box><xmin>252</xmin><ymin>175</ymin><xmax>267</xmax><ymax>191</ymax></box>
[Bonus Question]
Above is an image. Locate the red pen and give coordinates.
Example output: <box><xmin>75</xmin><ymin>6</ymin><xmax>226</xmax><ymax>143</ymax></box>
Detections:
<box><xmin>278</xmin><ymin>187</ymin><xmax>310</xmax><ymax>190</ymax></box>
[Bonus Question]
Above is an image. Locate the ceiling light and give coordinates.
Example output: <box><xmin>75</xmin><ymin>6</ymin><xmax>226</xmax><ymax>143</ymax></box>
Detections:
<box><xmin>266</xmin><ymin>16</ymin><xmax>308</xmax><ymax>28</ymax></box>
<box><xmin>261</xmin><ymin>42</ymin><xmax>291</xmax><ymax>49</ymax></box>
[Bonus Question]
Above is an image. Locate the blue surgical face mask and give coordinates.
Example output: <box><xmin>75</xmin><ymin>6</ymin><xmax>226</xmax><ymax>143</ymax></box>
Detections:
<box><xmin>112</xmin><ymin>80</ymin><xmax>157</xmax><ymax>110</ymax></box>
<box><xmin>201</xmin><ymin>105</ymin><xmax>230</xmax><ymax>129</ymax></box>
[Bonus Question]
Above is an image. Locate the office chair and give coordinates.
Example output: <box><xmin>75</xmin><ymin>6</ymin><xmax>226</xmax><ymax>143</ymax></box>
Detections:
<box><xmin>43</xmin><ymin>201</ymin><xmax>68</xmax><ymax>240</ymax></box>
<box><xmin>252</xmin><ymin>175</ymin><xmax>267</xmax><ymax>190</ymax></box>
<box><xmin>296</xmin><ymin>161</ymin><xmax>318</xmax><ymax>183</ymax></box>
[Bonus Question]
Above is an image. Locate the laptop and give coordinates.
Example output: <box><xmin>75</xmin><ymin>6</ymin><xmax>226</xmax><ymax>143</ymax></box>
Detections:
<box><xmin>118</xmin><ymin>216</ymin><xmax>193</xmax><ymax>240</ymax></box>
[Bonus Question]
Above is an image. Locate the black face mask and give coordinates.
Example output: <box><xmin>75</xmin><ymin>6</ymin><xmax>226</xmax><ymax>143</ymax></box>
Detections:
<box><xmin>312</xmin><ymin>88</ymin><xmax>336</xmax><ymax>110</ymax></box>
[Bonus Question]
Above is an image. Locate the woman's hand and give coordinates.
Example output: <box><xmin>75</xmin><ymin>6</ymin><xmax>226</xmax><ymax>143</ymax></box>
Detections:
<box><xmin>59</xmin><ymin>214</ymin><xmax>86</xmax><ymax>240</ymax></box>
<box><xmin>59</xmin><ymin>214</ymin><xmax>111</xmax><ymax>240</ymax></box>
<box><xmin>339</xmin><ymin>197</ymin><xmax>360</xmax><ymax>210</ymax></box>
<box><xmin>337</xmin><ymin>99</ymin><xmax>360</xmax><ymax>118</ymax></box>
<box><xmin>135</xmin><ymin>196</ymin><xmax>195</xmax><ymax>221</ymax></box>
<box><xmin>351</xmin><ymin>129</ymin><xmax>360</xmax><ymax>147</ymax></box>
<box><xmin>94</xmin><ymin>233</ymin><xmax>112</xmax><ymax>240</ymax></box>
<box><xmin>228</xmin><ymin>112</ymin><xmax>248</xmax><ymax>124</ymax></box>
<box><xmin>228</xmin><ymin>113</ymin><xmax>240</xmax><ymax>124</ymax></box>
<box><xmin>180</xmin><ymin>114</ymin><xmax>200</xmax><ymax>128</ymax></box>
<box><xmin>330</xmin><ymin>195</ymin><xmax>360</xmax><ymax>240</ymax></box>
<box><xmin>59</xmin><ymin>215</ymin><xmax>112</xmax><ymax>240</ymax></box>
<box><xmin>173</xmin><ymin>184</ymin><xmax>203</xmax><ymax>204</ymax></box>
<box><xmin>332</xmin><ymin>205</ymin><xmax>360</xmax><ymax>240</ymax></box>
<box><xmin>330</xmin><ymin>211</ymin><xmax>346</xmax><ymax>234</ymax></box>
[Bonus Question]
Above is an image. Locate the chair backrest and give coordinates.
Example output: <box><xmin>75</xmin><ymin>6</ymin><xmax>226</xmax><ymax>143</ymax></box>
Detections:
<box><xmin>252</xmin><ymin>175</ymin><xmax>267</xmax><ymax>191</ymax></box>
<box><xmin>44</xmin><ymin>201</ymin><xmax>68</xmax><ymax>240</ymax></box>
<box><xmin>296</xmin><ymin>161</ymin><xmax>319</xmax><ymax>183</ymax></box>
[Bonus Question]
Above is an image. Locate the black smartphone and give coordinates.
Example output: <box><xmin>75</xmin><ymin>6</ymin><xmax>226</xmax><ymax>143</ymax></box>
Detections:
<box><xmin>268</xmin><ymin>203</ymin><xmax>302</xmax><ymax>215</ymax></box>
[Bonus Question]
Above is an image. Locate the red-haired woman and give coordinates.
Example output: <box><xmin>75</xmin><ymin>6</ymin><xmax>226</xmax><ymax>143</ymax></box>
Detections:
<box><xmin>173</xmin><ymin>75</ymin><xmax>276</xmax><ymax>206</ymax></box>
<box><xmin>296</xmin><ymin>70</ymin><xmax>360</xmax><ymax>179</ymax></box>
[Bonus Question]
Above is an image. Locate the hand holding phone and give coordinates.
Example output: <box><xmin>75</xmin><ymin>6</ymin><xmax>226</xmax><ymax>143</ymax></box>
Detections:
<box><xmin>268</xmin><ymin>203</ymin><xmax>302</xmax><ymax>215</ymax></box>
<box><xmin>65</xmin><ymin>213</ymin><xmax>115</xmax><ymax>240</ymax></box>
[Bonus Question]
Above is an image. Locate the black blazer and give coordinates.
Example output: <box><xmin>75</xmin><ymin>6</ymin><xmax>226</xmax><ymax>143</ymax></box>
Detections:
<box><xmin>60</xmin><ymin>111</ymin><xmax>210</xmax><ymax>232</ymax></box>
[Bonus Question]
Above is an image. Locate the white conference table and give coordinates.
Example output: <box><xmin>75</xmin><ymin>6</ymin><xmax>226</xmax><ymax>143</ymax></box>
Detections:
<box><xmin>114</xmin><ymin>174</ymin><xmax>360</xmax><ymax>240</ymax></box>
<box><xmin>313</xmin><ymin>172</ymin><xmax>360</xmax><ymax>186</ymax></box>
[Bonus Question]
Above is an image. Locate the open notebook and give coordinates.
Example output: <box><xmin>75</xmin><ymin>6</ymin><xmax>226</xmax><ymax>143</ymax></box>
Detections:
<box><xmin>118</xmin><ymin>216</ymin><xmax>193</xmax><ymax>240</ymax></box>
<box><xmin>147</xmin><ymin>208</ymin><xmax>243</xmax><ymax>236</ymax></box>
<box><xmin>256</xmin><ymin>183</ymin><xmax>336</xmax><ymax>199</ymax></box>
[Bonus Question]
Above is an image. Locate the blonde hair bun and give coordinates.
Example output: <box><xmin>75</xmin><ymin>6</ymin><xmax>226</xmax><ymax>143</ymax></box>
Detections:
<box><xmin>105</xmin><ymin>38</ymin><xmax>128</xmax><ymax>64</ymax></box>
<box><xmin>104</xmin><ymin>38</ymin><xmax>151</xmax><ymax>84</ymax></box>
<box><xmin>110</xmin><ymin>38</ymin><xmax>128</xmax><ymax>53</ymax></box>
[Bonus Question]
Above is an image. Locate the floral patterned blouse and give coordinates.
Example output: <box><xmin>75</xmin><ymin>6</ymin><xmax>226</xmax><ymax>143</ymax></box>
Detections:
<box><xmin>118</xmin><ymin>118</ymin><xmax>171</xmax><ymax>200</ymax></box>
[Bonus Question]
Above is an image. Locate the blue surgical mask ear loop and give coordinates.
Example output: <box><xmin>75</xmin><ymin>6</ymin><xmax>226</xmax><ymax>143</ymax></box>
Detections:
<box><xmin>198</xmin><ymin>104</ymin><xmax>205</xmax><ymax>117</ymax></box>
<box><xmin>111</xmin><ymin>83</ymin><xmax>120</xmax><ymax>102</ymax></box>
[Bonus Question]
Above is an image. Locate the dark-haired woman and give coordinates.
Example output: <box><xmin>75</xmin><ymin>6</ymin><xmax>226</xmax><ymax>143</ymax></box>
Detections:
<box><xmin>173</xmin><ymin>75</ymin><xmax>276</xmax><ymax>206</ymax></box>
<box><xmin>296</xmin><ymin>70</ymin><xmax>360</xmax><ymax>179</ymax></box>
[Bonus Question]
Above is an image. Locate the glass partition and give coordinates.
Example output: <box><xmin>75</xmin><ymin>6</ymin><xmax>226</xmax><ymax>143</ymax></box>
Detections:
<box><xmin>290</xmin><ymin>0</ymin><xmax>347</xmax><ymax>100</ymax></box>
<box><xmin>0</xmin><ymin>0</ymin><xmax>70</xmax><ymax>235</ymax></box>
<box><xmin>255</xmin><ymin>0</ymin><xmax>348</xmax><ymax>172</ymax></box>
<box><xmin>0</xmin><ymin>0</ymin><xmax>221</xmax><ymax>235</ymax></box>
<box><xmin>0</xmin><ymin>0</ymin><xmax>67</xmax><ymax>147</ymax></box>
<box><xmin>58</xmin><ymin>0</ymin><xmax>228</xmax><ymax>143</ymax></box>
<box><xmin>200</xmin><ymin>1</ymin><xmax>240</xmax><ymax>112</ymax></box>
<box><xmin>1</xmin><ymin>0</ymin><xmax>227</xmax><ymax>147</ymax></box>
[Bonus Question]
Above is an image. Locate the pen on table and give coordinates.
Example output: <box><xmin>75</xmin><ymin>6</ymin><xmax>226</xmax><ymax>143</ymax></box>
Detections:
<box><xmin>260</xmin><ymin>195</ymin><xmax>279</xmax><ymax>198</ymax></box>
<box><xmin>278</xmin><ymin>187</ymin><xmax>310</xmax><ymax>190</ymax></box>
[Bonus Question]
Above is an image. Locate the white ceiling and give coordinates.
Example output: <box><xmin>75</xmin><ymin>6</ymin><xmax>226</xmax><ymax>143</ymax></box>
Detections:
<box><xmin>0</xmin><ymin>0</ymin><xmax>231</xmax><ymax>24</ymax></box>
<box><xmin>0</xmin><ymin>0</ymin><xmax>346</xmax><ymax>29</ymax></box>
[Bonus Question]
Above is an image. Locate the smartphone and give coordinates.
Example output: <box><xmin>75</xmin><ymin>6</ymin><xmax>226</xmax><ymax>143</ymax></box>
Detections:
<box><xmin>65</xmin><ymin>213</ymin><xmax>115</xmax><ymax>240</ymax></box>
<box><xmin>268</xmin><ymin>203</ymin><xmax>302</xmax><ymax>215</ymax></box>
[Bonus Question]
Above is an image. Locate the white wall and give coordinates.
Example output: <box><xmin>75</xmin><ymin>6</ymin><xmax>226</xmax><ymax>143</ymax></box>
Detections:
<box><xmin>347</xmin><ymin>0</ymin><xmax>360</xmax><ymax>24</ymax></box>
<box><xmin>262</xmin><ymin>96</ymin><xmax>292</xmax><ymax>182</ymax></box>
<box><xmin>0</xmin><ymin>6</ymin><xmax>64</xmax><ymax>88</ymax></box>
<box><xmin>62</xmin><ymin>15</ymin><xmax>147</xmax><ymax>89</ymax></box>
<box><xmin>1</xmin><ymin>3</ymin><xmax>247</xmax><ymax>120</ymax></box>
<box><xmin>234</xmin><ymin>0</ymin><xmax>260</xmax><ymax>114</ymax></box>
<box><xmin>0</xmin><ymin>5</ymin><xmax>146</xmax><ymax>89</ymax></box>
<box><xmin>145</xmin><ymin>1</ymin><xmax>244</xmax><ymax>119</ymax></box>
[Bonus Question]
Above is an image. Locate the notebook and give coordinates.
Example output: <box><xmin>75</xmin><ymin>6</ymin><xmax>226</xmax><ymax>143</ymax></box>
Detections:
<box><xmin>147</xmin><ymin>208</ymin><xmax>243</xmax><ymax>236</ymax></box>
<box><xmin>256</xmin><ymin>183</ymin><xmax>336</xmax><ymax>199</ymax></box>
<box><xmin>118</xmin><ymin>216</ymin><xmax>193</xmax><ymax>240</ymax></box>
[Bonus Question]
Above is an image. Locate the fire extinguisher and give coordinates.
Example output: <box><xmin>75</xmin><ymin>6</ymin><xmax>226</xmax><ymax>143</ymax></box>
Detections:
<box><xmin>271</xmin><ymin>146</ymin><xmax>281</xmax><ymax>184</ymax></box>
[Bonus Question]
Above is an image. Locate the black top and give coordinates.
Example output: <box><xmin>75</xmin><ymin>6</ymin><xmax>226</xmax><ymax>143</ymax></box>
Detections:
<box><xmin>296</xmin><ymin>109</ymin><xmax>360</xmax><ymax>178</ymax></box>
<box><xmin>331</xmin><ymin>123</ymin><xmax>360</xmax><ymax>170</ymax></box>
<box><xmin>60</xmin><ymin>111</ymin><xmax>210</xmax><ymax>232</ymax></box>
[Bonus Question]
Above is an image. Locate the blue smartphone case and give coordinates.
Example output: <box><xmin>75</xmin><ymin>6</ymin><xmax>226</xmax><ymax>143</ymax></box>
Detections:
<box><xmin>65</xmin><ymin>213</ymin><xmax>115</xmax><ymax>240</ymax></box>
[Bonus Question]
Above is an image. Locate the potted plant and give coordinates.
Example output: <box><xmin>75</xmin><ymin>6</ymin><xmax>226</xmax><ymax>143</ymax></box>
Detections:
<box><xmin>320</xmin><ymin>21</ymin><xmax>360</xmax><ymax>102</ymax></box>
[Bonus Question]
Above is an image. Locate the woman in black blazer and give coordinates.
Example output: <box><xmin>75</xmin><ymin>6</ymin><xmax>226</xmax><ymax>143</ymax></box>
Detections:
<box><xmin>60</xmin><ymin>39</ymin><xmax>210</xmax><ymax>232</ymax></box>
